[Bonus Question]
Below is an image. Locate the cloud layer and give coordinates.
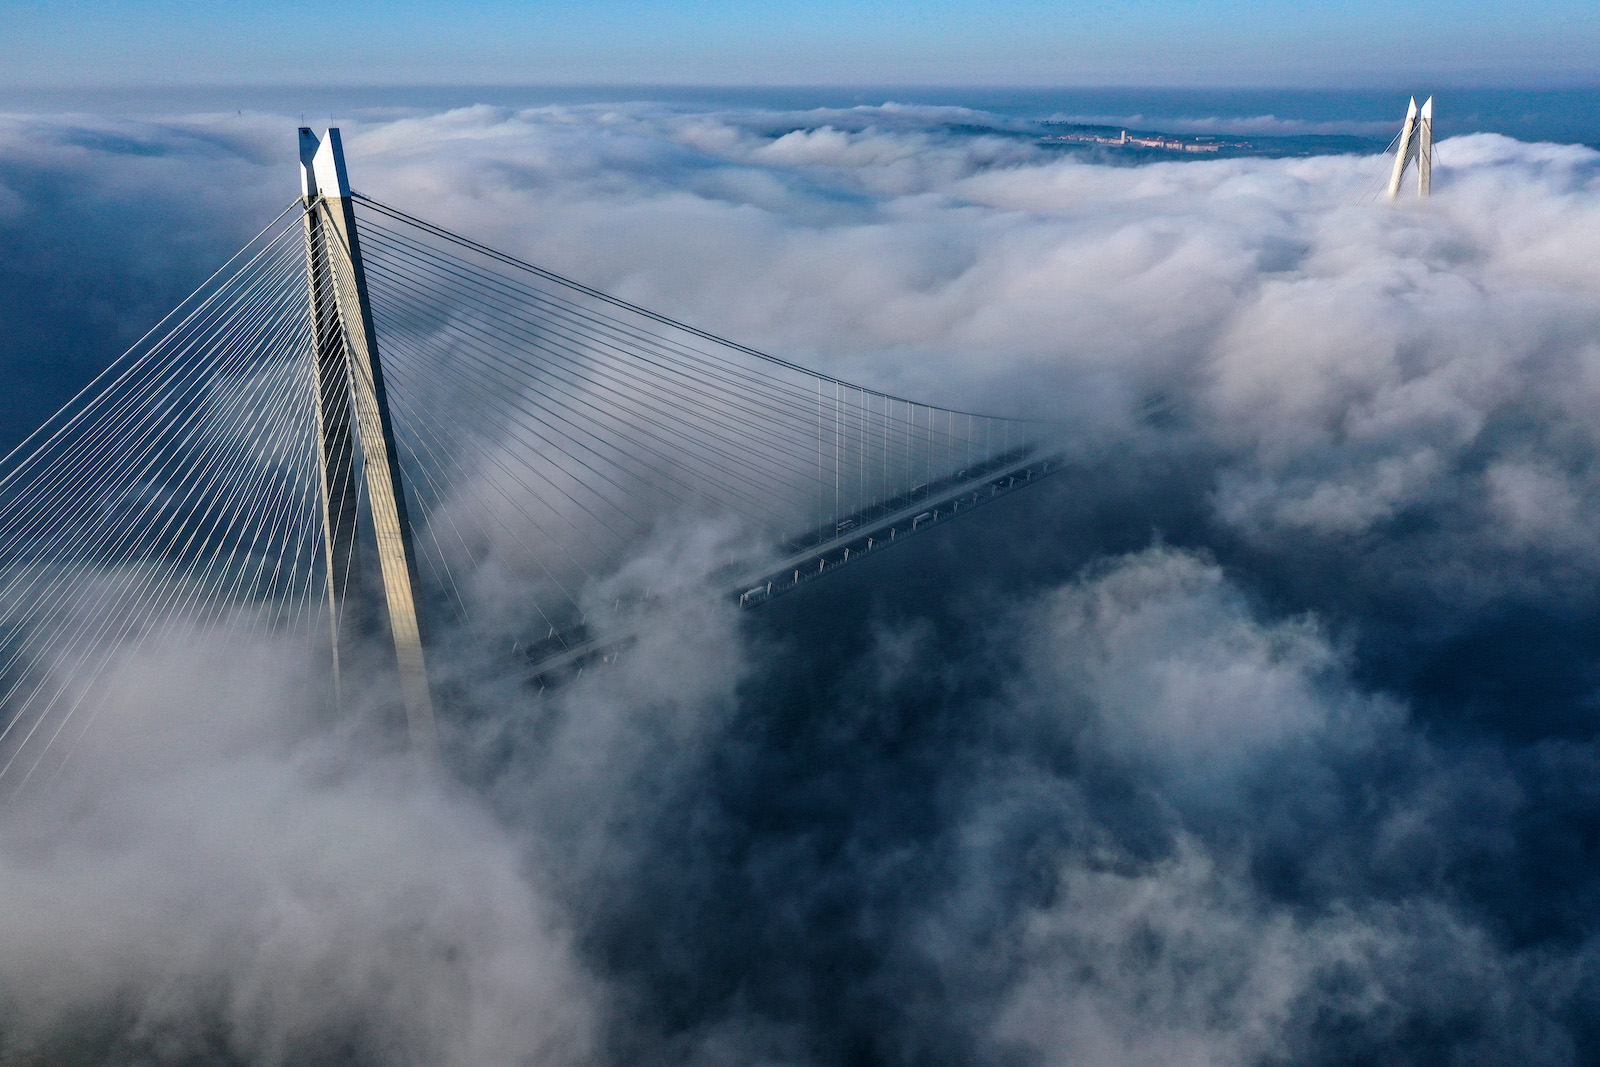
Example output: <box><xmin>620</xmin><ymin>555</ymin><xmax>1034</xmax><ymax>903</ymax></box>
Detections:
<box><xmin>3</xmin><ymin>98</ymin><xmax>1600</xmax><ymax>1064</ymax></box>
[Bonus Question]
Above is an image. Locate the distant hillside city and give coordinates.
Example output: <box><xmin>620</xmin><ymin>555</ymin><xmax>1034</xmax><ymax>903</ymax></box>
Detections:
<box><xmin>1041</xmin><ymin>125</ymin><xmax>1248</xmax><ymax>153</ymax></box>
<box><xmin>1037</xmin><ymin>121</ymin><xmax>1384</xmax><ymax>159</ymax></box>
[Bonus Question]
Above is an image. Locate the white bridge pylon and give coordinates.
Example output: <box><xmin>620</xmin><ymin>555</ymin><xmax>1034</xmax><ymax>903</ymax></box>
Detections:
<box><xmin>0</xmin><ymin>128</ymin><xmax>1063</xmax><ymax>780</ymax></box>
<box><xmin>1388</xmin><ymin>95</ymin><xmax>1434</xmax><ymax>199</ymax></box>
<box><xmin>300</xmin><ymin>128</ymin><xmax>438</xmax><ymax>757</ymax></box>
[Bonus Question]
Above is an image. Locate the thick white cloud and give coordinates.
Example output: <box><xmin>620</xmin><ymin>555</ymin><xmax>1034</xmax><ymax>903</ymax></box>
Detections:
<box><xmin>0</xmin><ymin>629</ymin><xmax>601</xmax><ymax>1065</ymax></box>
<box><xmin>1018</xmin><ymin>549</ymin><xmax>1381</xmax><ymax>785</ymax></box>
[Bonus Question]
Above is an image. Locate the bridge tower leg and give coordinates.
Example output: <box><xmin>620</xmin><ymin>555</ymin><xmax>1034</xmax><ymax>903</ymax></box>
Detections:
<box><xmin>299</xmin><ymin>128</ymin><xmax>438</xmax><ymax>758</ymax></box>
<box><xmin>1416</xmin><ymin>96</ymin><xmax>1433</xmax><ymax>197</ymax></box>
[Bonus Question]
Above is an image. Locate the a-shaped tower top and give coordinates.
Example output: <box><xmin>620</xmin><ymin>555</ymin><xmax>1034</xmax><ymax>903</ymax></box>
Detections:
<box><xmin>1388</xmin><ymin>96</ymin><xmax>1433</xmax><ymax>199</ymax></box>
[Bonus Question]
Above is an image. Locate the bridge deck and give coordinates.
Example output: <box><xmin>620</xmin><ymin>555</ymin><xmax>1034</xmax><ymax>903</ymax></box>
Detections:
<box><xmin>523</xmin><ymin>445</ymin><xmax>1065</xmax><ymax>683</ymax></box>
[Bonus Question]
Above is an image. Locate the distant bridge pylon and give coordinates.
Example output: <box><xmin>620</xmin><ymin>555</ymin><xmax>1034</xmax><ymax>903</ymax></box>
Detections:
<box><xmin>0</xmin><ymin>127</ymin><xmax>1064</xmax><ymax>782</ymax></box>
<box><xmin>1388</xmin><ymin>95</ymin><xmax>1433</xmax><ymax>199</ymax></box>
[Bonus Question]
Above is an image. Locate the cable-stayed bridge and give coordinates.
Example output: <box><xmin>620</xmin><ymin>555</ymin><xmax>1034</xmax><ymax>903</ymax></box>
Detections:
<box><xmin>0</xmin><ymin>128</ymin><xmax>1062</xmax><ymax>786</ymax></box>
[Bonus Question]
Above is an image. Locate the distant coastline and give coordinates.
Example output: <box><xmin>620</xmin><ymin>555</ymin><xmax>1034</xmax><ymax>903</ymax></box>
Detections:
<box><xmin>1036</xmin><ymin>120</ymin><xmax>1384</xmax><ymax>159</ymax></box>
<box><xmin>1</xmin><ymin>86</ymin><xmax>1596</xmax><ymax>148</ymax></box>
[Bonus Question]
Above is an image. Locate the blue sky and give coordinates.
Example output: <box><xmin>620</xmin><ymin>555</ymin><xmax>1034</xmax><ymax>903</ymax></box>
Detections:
<box><xmin>3</xmin><ymin>0</ymin><xmax>1596</xmax><ymax>88</ymax></box>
